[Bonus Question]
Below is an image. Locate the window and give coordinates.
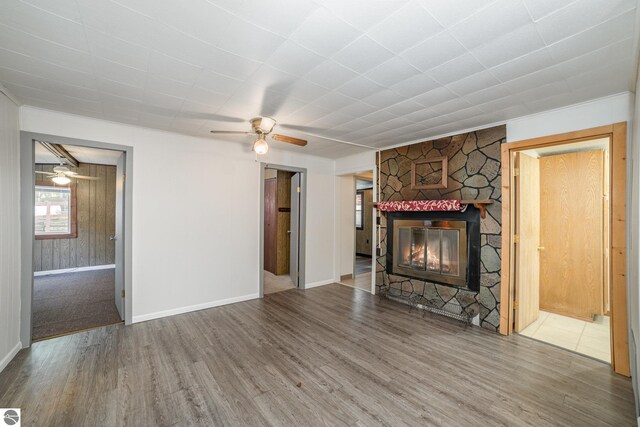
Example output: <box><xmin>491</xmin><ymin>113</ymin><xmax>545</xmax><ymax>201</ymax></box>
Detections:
<box><xmin>355</xmin><ymin>191</ymin><xmax>364</xmax><ymax>230</ymax></box>
<box><xmin>35</xmin><ymin>184</ymin><xmax>77</xmax><ymax>239</ymax></box>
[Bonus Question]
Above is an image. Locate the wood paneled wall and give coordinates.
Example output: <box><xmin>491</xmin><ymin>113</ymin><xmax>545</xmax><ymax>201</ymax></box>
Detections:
<box><xmin>33</xmin><ymin>164</ymin><xmax>116</xmax><ymax>272</ymax></box>
<box><xmin>355</xmin><ymin>188</ymin><xmax>373</xmax><ymax>256</ymax></box>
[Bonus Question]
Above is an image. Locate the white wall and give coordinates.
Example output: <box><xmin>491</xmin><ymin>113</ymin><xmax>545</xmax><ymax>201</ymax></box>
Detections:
<box><xmin>20</xmin><ymin>107</ymin><xmax>336</xmax><ymax>322</ymax></box>
<box><xmin>0</xmin><ymin>90</ymin><xmax>21</xmax><ymax>372</ymax></box>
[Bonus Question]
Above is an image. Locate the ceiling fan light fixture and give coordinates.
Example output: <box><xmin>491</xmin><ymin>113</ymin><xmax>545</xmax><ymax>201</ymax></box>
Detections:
<box><xmin>253</xmin><ymin>136</ymin><xmax>269</xmax><ymax>155</ymax></box>
<box><xmin>252</xmin><ymin>117</ymin><xmax>276</xmax><ymax>134</ymax></box>
<box><xmin>52</xmin><ymin>175</ymin><xmax>71</xmax><ymax>185</ymax></box>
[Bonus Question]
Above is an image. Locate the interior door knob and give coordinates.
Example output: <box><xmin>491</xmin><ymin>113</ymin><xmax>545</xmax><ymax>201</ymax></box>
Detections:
<box><xmin>537</xmin><ymin>246</ymin><xmax>545</xmax><ymax>250</ymax></box>
<box><xmin>287</xmin><ymin>230</ymin><xmax>291</xmax><ymax>234</ymax></box>
<box><xmin>109</xmin><ymin>235</ymin><xmax>117</xmax><ymax>241</ymax></box>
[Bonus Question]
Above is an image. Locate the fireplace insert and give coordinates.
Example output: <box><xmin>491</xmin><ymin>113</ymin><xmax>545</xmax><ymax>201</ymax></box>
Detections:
<box><xmin>386</xmin><ymin>209</ymin><xmax>481</xmax><ymax>291</ymax></box>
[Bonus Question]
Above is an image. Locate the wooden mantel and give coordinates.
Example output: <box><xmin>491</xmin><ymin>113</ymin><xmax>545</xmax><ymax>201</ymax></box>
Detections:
<box><xmin>373</xmin><ymin>199</ymin><xmax>493</xmax><ymax>219</ymax></box>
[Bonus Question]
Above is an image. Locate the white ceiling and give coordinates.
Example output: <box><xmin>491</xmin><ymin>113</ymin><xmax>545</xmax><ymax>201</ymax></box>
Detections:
<box><xmin>0</xmin><ymin>0</ymin><xmax>637</xmax><ymax>158</ymax></box>
<box><xmin>35</xmin><ymin>142</ymin><xmax>122</xmax><ymax>165</ymax></box>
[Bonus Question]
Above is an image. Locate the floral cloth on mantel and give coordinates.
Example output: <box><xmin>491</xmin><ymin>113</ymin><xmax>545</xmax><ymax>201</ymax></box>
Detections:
<box><xmin>376</xmin><ymin>200</ymin><xmax>465</xmax><ymax>212</ymax></box>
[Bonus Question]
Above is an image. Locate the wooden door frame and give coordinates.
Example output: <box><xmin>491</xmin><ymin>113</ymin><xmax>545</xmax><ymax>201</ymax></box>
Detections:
<box><xmin>499</xmin><ymin>123</ymin><xmax>629</xmax><ymax>376</ymax></box>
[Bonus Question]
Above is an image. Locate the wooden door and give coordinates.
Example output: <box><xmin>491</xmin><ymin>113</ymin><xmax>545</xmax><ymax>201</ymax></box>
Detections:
<box><xmin>539</xmin><ymin>150</ymin><xmax>604</xmax><ymax>320</ymax></box>
<box><xmin>264</xmin><ymin>179</ymin><xmax>277</xmax><ymax>274</ymax></box>
<box><xmin>514</xmin><ymin>152</ymin><xmax>541</xmax><ymax>332</ymax></box>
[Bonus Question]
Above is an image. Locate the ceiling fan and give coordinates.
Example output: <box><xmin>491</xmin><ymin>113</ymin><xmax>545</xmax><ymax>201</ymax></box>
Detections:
<box><xmin>36</xmin><ymin>165</ymin><xmax>100</xmax><ymax>185</ymax></box>
<box><xmin>210</xmin><ymin>117</ymin><xmax>307</xmax><ymax>155</ymax></box>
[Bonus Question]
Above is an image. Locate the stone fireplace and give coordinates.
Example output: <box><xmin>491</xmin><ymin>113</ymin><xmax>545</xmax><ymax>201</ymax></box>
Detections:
<box><xmin>376</xmin><ymin>125</ymin><xmax>505</xmax><ymax>331</ymax></box>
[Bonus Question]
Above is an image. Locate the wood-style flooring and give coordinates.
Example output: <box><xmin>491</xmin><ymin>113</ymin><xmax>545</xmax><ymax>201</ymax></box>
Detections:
<box><xmin>0</xmin><ymin>284</ymin><xmax>634</xmax><ymax>426</ymax></box>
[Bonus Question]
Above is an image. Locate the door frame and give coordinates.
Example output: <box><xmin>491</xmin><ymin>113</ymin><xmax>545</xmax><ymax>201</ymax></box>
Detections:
<box><xmin>259</xmin><ymin>163</ymin><xmax>307</xmax><ymax>297</ymax></box>
<box><xmin>20</xmin><ymin>131</ymin><xmax>134</xmax><ymax>347</ymax></box>
<box><xmin>352</xmin><ymin>175</ymin><xmax>375</xmax><ymax>292</ymax></box>
<box><xmin>499</xmin><ymin>123</ymin><xmax>629</xmax><ymax>376</ymax></box>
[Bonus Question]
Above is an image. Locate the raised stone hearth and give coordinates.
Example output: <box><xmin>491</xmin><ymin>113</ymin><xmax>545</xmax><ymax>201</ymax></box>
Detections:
<box><xmin>377</xmin><ymin>125</ymin><xmax>505</xmax><ymax>331</ymax></box>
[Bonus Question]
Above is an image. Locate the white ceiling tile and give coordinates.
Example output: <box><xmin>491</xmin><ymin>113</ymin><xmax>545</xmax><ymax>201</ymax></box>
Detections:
<box><xmin>316</xmin><ymin>0</ymin><xmax>410</xmax><ymax>32</ymax></box>
<box><xmin>152</xmin><ymin>0</ymin><xmax>233</xmax><ymax>44</ymax></box>
<box><xmin>360</xmin><ymin>109</ymin><xmax>398</xmax><ymax>124</ymax></box>
<box><xmin>337</xmin><ymin>77</ymin><xmax>386</xmax><ymax>99</ymax></box>
<box><xmin>535</xmin><ymin>0</ymin><xmax>635</xmax><ymax>45</ymax></box>
<box><xmin>549</xmin><ymin>37</ymin><xmax>633</xmax><ymax>81</ymax></box>
<box><xmin>99</xmin><ymin>92</ymin><xmax>143</xmax><ymax>111</ymax></box>
<box><xmin>412</xmin><ymin>86</ymin><xmax>458</xmax><ymax>106</ymax></box>
<box><xmin>147</xmin><ymin>51</ymin><xmax>203</xmax><ymax>85</ymax></box>
<box><xmin>289</xmin><ymin>7</ymin><xmax>361</xmax><ymax>57</ymax></box>
<box><xmin>489</xmin><ymin>48</ymin><xmax>555</xmax><ymax>82</ymax></box>
<box><xmin>0</xmin><ymin>24</ymin><xmax>94</xmax><ymax>73</ymax></box>
<box><xmin>96</xmin><ymin>77</ymin><xmax>143</xmax><ymax>100</ymax></box>
<box><xmin>523</xmin><ymin>0</ymin><xmax>576</xmax><ymax>21</ymax></box>
<box><xmin>182</xmin><ymin>88</ymin><xmax>228</xmax><ymax>110</ymax></box>
<box><xmin>91</xmin><ymin>57</ymin><xmax>147</xmax><ymax>87</ymax></box>
<box><xmin>361</xmin><ymin>89</ymin><xmax>406</xmax><ymax>108</ymax></box>
<box><xmin>390</xmin><ymin>74</ymin><xmax>439</xmax><ymax>97</ymax></box>
<box><xmin>565</xmin><ymin>58</ymin><xmax>632</xmax><ymax>91</ymax></box>
<box><xmin>336</xmin><ymin>101</ymin><xmax>378</xmax><ymax>117</ymax></box>
<box><xmin>215</xmin><ymin>18</ymin><xmax>285</xmax><ymax>62</ymax></box>
<box><xmin>400</xmin><ymin>31</ymin><xmax>467</xmax><ymax>72</ymax></box>
<box><xmin>208</xmin><ymin>0</ymin><xmax>317</xmax><ymax>37</ymax></box>
<box><xmin>545</xmin><ymin>10</ymin><xmax>635</xmax><ymax>62</ymax></box>
<box><xmin>0</xmin><ymin>66</ymin><xmax>100</xmax><ymax>101</ymax></box>
<box><xmin>332</xmin><ymin>36</ymin><xmax>394</xmax><ymax>74</ymax></box>
<box><xmin>363</xmin><ymin>57</ymin><xmax>420</xmax><ymax>88</ymax></box>
<box><xmin>77</xmin><ymin>0</ymin><xmax>156</xmax><ymax>48</ymax></box>
<box><xmin>427</xmin><ymin>53</ymin><xmax>485</xmax><ymax>85</ymax></box>
<box><xmin>471</xmin><ymin>24</ymin><xmax>546</xmax><ymax>68</ymax></box>
<box><xmin>367</xmin><ymin>1</ymin><xmax>443</xmax><ymax>54</ymax></box>
<box><xmin>193</xmin><ymin>68</ymin><xmax>244</xmax><ymax>96</ymax></box>
<box><xmin>0</xmin><ymin>0</ymin><xmax>89</xmax><ymax>52</ymax></box>
<box><xmin>266</xmin><ymin>41</ymin><xmax>326</xmax><ymax>76</ymax></box>
<box><xmin>430</xmin><ymin>97</ymin><xmax>473</xmax><ymax>115</ymax></box>
<box><xmin>3</xmin><ymin>80</ymin><xmax>102</xmax><ymax>111</ymax></box>
<box><xmin>145</xmin><ymin>74</ymin><xmax>193</xmax><ymax>99</ymax></box>
<box><xmin>384</xmin><ymin>99</ymin><xmax>424</xmax><ymax>116</ymax></box>
<box><xmin>285</xmin><ymin>79</ymin><xmax>328</xmax><ymax>102</ymax></box>
<box><xmin>463</xmin><ymin>83</ymin><xmax>511</xmax><ymax>105</ymax></box>
<box><xmin>418</xmin><ymin>0</ymin><xmax>497</xmax><ymax>26</ymax></box>
<box><xmin>20</xmin><ymin>0</ymin><xmax>83</xmax><ymax>22</ymax></box>
<box><xmin>312</xmin><ymin>91</ymin><xmax>357</xmax><ymax>110</ymax></box>
<box><xmin>0</xmin><ymin>47</ymin><xmax>96</xmax><ymax>89</ymax></box>
<box><xmin>85</xmin><ymin>29</ymin><xmax>150</xmax><ymax>71</ymax></box>
<box><xmin>449</xmin><ymin>0</ymin><xmax>532</xmax><ymax>49</ymax></box>
<box><xmin>304</xmin><ymin>61</ymin><xmax>359</xmax><ymax>90</ymax></box>
<box><xmin>502</xmin><ymin>67</ymin><xmax>560</xmax><ymax>94</ymax></box>
<box><xmin>142</xmin><ymin>91</ymin><xmax>184</xmax><ymax>111</ymax></box>
<box><xmin>307</xmin><ymin>111</ymin><xmax>356</xmax><ymax>128</ymax></box>
<box><xmin>446</xmin><ymin>70</ymin><xmax>500</xmax><ymax>96</ymax></box>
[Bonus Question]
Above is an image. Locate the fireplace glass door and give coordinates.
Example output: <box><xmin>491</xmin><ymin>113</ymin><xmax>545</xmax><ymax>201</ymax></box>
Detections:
<box><xmin>393</xmin><ymin>220</ymin><xmax>467</xmax><ymax>287</ymax></box>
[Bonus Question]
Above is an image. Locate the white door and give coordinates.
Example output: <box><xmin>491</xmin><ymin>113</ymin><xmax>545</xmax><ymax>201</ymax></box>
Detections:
<box><xmin>289</xmin><ymin>173</ymin><xmax>300</xmax><ymax>287</ymax></box>
<box><xmin>114</xmin><ymin>153</ymin><xmax>125</xmax><ymax>320</ymax></box>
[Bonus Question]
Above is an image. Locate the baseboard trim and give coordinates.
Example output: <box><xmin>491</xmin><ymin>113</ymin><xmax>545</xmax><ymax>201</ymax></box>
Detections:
<box><xmin>305</xmin><ymin>279</ymin><xmax>334</xmax><ymax>289</ymax></box>
<box><xmin>0</xmin><ymin>342</ymin><xmax>22</xmax><ymax>373</ymax></box>
<box><xmin>132</xmin><ymin>293</ymin><xmax>260</xmax><ymax>323</ymax></box>
<box><xmin>34</xmin><ymin>264</ymin><xmax>115</xmax><ymax>276</ymax></box>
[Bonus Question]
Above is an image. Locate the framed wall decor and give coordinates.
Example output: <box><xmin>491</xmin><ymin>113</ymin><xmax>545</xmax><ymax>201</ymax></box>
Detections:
<box><xmin>411</xmin><ymin>156</ymin><xmax>448</xmax><ymax>190</ymax></box>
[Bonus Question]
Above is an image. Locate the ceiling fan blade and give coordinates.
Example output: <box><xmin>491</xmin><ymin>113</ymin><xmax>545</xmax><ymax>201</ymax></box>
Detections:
<box><xmin>210</xmin><ymin>131</ymin><xmax>252</xmax><ymax>135</ymax></box>
<box><xmin>72</xmin><ymin>175</ymin><xmax>100</xmax><ymax>180</ymax></box>
<box><xmin>271</xmin><ymin>134</ymin><xmax>307</xmax><ymax>147</ymax></box>
<box><xmin>35</xmin><ymin>171</ymin><xmax>55</xmax><ymax>175</ymax></box>
<box><xmin>63</xmin><ymin>171</ymin><xmax>78</xmax><ymax>176</ymax></box>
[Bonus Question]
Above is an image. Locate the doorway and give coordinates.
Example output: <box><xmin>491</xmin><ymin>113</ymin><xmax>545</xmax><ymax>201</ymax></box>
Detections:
<box><xmin>260</xmin><ymin>163</ymin><xmax>305</xmax><ymax>295</ymax></box>
<box><xmin>336</xmin><ymin>171</ymin><xmax>375</xmax><ymax>293</ymax></box>
<box><xmin>20</xmin><ymin>132</ymin><xmax>133</xmax><ymax>347</ymax></box>
<box><xmin>499</xmin><ymin>123</ymin><xmax>629</xmax><ymax>376</ymax></box>
<box><xmin>31</xmin><ymin>142</ymin><xmax>125</xmax><ymax>340</ymax></box>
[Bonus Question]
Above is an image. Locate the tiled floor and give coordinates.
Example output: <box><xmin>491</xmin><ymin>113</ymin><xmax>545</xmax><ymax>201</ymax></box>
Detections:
<box><xmin>519</xmin><ymin>310</ymin><xmax>611</xmax><ymax>363</ymax></box>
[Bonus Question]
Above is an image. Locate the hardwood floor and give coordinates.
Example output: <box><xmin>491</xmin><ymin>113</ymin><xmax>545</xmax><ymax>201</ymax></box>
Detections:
<box><xmin>0</xmin><ymin>284</ymin><xmax>634</xmax><ymax>426</ymax></box>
